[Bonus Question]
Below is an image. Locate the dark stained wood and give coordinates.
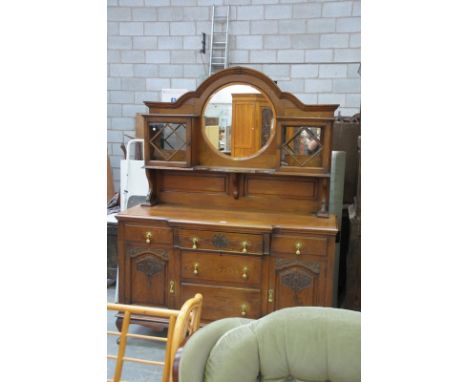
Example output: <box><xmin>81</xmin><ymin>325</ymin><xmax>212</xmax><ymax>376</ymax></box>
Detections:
<box><xmin>332</xmin><ymin>114</ymin><xmax>360</xmax><ymax>204</ymax></box>
<box><xmin>117</xmin><ymin>67</ymin><xmax>340</xmax><ymax>328</ymax></box>
<box><xmin>342</xmin><ymin>135</ymin><xmax>361</xmax><ymax>311</ymax></box>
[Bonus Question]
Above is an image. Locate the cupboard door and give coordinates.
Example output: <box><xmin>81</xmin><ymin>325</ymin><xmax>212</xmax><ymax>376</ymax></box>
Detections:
<box><xmin>271</xmin><ymin>256</ymin><xmax>327</xmax><ymax>309</ymax></box>
<box><xmin>278</xmin><ymin>120</ymin><xmax>333</xmax><ymax>174</ymax></box>
<box><xmin>145</xmin><ymin>116</ymin><xmax>192</xmax><ymax>167</ymax></box>
<box><xmin>231</xmin><ymin>100</ymin><xmax>257</xmax><ymax>157</ymax></box>
<box><xmin>123</xmin><ymin>245</ymin><xmax>172</xmax><ymax>308</ymax></box>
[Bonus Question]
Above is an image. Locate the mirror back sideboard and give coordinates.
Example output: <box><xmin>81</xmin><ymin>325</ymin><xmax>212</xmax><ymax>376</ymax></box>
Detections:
<box><xmin>116</xmin><ymin>67</ymin><xmax>339</xmax><ymax>327</ymax></box>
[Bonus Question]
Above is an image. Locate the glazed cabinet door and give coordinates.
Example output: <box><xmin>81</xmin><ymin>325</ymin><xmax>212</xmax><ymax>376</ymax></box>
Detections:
<box><xmin>120</xmin><ymin>244</ymin><xmax>175</xmax><ymax>308</ymax></box>
<box><xmin>278</xmin><ymin>120</ymin><xmax>333</xmax><ymax>174</ymax></box>
<box><xmin>144</xmin><ymin>116</ymin><xmax>192</xmax><ymax>168</ymax></box>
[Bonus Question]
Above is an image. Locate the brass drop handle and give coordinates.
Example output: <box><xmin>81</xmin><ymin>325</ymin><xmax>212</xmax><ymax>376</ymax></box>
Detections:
<box><xmin>192</xmin><ymin>237</ymin><xmax>199</xmax><ymax>249</ymax></box>
<box><xmin>242</xmin><ymin>266</ymin><xmax>248</xmax><ymax>280</ymax></box>
<box><xmin>241</xmin><ymin>304</ymin><xmax>247</xmax><ymax>316</ymax></box>
<box><xmin>295</xmin><ymin>242</ymin><xmax>302</xmax><ymax>256</ymax></box>
<box><xmin>145</xmin><ymin>232</ymin><xmax>152</xmax><ymax>244</ymax></box>
<box><xmin>169</xmin><ymin>280</ymin><xmax>175</xmax><ymax>294</ymax></box>
<box><xmin>241</xmin><ymin>241</ymin><xmax>248</xmax><ymax>253</ymax></box>
<box><xmin>193</xmin><ymin>263</ymin><xmax>199</xmax><ymax>275</ymax></box>
<box><xmin>268</xmin><ymin>289</ymin><xmax>274</xmax><ymax>303</ymax></box>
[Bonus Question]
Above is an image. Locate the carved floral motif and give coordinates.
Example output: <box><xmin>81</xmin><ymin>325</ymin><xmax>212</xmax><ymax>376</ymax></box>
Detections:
<box><xmin>136</xmin><ymin>258</ymin><xmax>164</xmax><ymax>278</ymax></box>
<box><xmin>127</xmin><ymin>246</ymin><xmax>168</xmax><ymax>260</ymax></box>
<box><xmin>275</xmin><ymin>258</ymin><xmax>321</xmax><ymax>274</ymax></box>
<box><xmin>281</xmin><ymin>272</ymin><xmax>313</xmax><ymax>293</ymax></box>
<box><xmin>212</xmin><ymin>234</ymin><xmax>229</xmax><ymax>248</ymax></box>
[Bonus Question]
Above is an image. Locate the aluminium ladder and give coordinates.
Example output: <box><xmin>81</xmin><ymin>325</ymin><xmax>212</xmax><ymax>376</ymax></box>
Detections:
<box><xmin>208</xmin><ymin>5</ymin><xmax>230</xmax><ymax>76</ymax></box>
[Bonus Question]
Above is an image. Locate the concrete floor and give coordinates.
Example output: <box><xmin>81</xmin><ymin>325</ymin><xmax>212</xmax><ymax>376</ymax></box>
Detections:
<box><xmin>107</xmin><ymin>286</ymin><xmax>167</xmax><ymax>382</ymax></box>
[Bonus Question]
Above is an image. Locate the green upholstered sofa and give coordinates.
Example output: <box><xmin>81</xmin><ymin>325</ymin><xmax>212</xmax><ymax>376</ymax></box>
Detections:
<box><xmin>173</xmin><ymin>307</ymin><xmax>361</xmax><ymax>382</ymax></box>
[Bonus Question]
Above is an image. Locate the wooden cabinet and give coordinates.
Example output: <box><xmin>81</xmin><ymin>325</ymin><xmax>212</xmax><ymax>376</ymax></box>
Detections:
<box><xmin>117</xmin><ymin>67</ymin><xmax>339</xmax><ymax>327</ymax></box>
<box><xmin>231</xmin><ymin>93</ymin><xmax>271</xmax><ymax>157</ymax></box>
<box><xmin>122</xmin><ymin>244</ymin><xmax>172</xmax><ymax>307</ymax></box>
<box><xmin>269</xmin><ymin>234</ymin><xmax>332</xmax><ymax>310</ymax></box>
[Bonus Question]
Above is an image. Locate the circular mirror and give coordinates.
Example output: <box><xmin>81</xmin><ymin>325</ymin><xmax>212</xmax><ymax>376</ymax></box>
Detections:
<box><xmin>203</xmin><ymin>84</ymin><xmax>275</xmax><ymax>159</ymax></box>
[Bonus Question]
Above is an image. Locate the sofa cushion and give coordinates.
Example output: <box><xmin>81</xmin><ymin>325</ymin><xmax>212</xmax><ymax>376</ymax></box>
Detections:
<box><xmin>203</xmin><ymin>307</ymin><xmax>360</xmax><ymax>382</ymax></box>
<box><xmin>253</xmin><ymin>307</ymin><xmax>360</xmax><ymax>382</ymax></box>
<box><xmin>179</xmin><ymin>317</ymin><xmax>252</xmax><ymax>382</ymax></box>
<box><xmin>204</xmin><ymin>323</ymin><xmax>260</xmax><ymax>382</ymax></box>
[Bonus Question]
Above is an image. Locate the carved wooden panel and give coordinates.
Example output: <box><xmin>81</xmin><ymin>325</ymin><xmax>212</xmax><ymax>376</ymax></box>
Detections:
<box><xmin>211</xmin><ymin>233</ymin><xmax>229</xmax><ymax>248</ymax></box>
<box><xmin>126</xmin><ymin>248</ymin><xmax>169</xmax><ymax>307</ymax></box>
<box><xmin>275</xmin><ymin>258</ymin><xmax>321</xmax><ymax>274</ymax></box>
<box><xmin>274</xmin><ymin>257</ymin><xmax>322</xmax><ymax>308</ymax></box>
<box><xmin>136</xmin><ymin>258</ymin><xmax>164</xmax><ymax>278</ymax></box>
<box><xmin>127</xmin><ymin>246</ymin><xmax>168</xmax><ymax>260</ymax></box>
<box><xmin>281</xmin><ymin>272</ymin><xmax>313</xmax><ymax>293</ymax></box>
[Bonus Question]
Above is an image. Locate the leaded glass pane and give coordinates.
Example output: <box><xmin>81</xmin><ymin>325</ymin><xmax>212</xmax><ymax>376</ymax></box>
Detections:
<box><xmin>149</xmin><ymin>122</ymin><xmax>187</xmax><ymax>161</ymax></box>
<box><xmin>281</xmin><ymin>126</ymin><xmax>323</xmax><ymax>167</ymax></box>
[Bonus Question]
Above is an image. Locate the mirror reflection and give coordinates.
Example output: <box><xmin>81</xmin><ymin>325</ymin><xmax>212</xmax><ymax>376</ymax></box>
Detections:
<box><xmin>203</xmin><ymin>84</ymin><xmax>275</xmax><ymax>159</ymax></box>
<box><xmin>281</xmin><ymin>126</ymin><xmax>323</xmax><ymax>167</ymax></box>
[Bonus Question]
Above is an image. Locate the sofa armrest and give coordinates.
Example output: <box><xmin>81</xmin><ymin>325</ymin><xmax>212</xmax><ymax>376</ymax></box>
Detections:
<box><xmin>173</xmin><ymin>317</ymin><xmax>252</xmax><ymax>382</ymax></box>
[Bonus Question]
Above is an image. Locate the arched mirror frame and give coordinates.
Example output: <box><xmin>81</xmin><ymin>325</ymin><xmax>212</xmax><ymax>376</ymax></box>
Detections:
<box><xmin>191</xmin><ymin>68</ymin><xmax>285</xmax><ymax>169</ymax></box>
<box><xmin>144</xmin><ymin>67</ymin><xmax>338</xmax><ymax>172</ymax></box>
<box><xmin>200</xmin><ymin>81</ymin><xmax>277</xmax><ymax>162</ymax></box>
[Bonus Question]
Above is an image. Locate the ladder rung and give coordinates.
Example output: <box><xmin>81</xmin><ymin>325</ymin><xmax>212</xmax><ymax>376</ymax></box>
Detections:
<box><xmin>214</xmin><ymin>42</ymin><xmax>226</xmax><ymax>45</ymax></box>
<box><xmin>214</xmin><ymin>17</ymin><xmax>227</xmax><ymax>21</ymax></box>
<box><xmin>212</xmin><ymin>63</ymin><xmax>226</xmax><ymax>66</ymax></box>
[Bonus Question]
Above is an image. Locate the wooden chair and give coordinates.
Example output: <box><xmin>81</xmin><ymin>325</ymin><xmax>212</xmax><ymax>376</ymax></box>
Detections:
<box><xmin>107</xmin><ymin>294</ymin><xmax>203</xmax><ymax>382</ymax></box>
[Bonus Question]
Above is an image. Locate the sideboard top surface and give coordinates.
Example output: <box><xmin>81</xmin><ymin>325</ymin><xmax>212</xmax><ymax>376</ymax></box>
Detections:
<box><xmin>117</xmin><ymin>204</ymin><xmax>338</xmax><ymax>236</ymax></box>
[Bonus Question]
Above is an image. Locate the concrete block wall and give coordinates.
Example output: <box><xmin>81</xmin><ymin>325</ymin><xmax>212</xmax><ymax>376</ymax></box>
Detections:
<box><xmin>108</xmin><ymin>0</ymin><xmax>361</xmax><ymax>190</ymax></box>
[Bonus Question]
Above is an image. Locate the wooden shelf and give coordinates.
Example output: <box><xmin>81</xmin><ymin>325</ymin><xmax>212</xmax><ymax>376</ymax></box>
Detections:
<box><xmin>144</xmin><ymin>164</ymin><xmax>330</xmax><ymax>177</ymax></box>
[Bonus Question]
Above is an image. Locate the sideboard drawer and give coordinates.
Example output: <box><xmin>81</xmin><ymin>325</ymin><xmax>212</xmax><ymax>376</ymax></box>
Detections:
<box><xmin>175</xmin><ymin>229</ymin><xmax>263</xmax><ymax>254</ymax></box>
<box><xmin>180</xmin><ymin>283</ymin><xmax>261</xmax><ymax>321</ymax></box>
<box><xmin>271</xmin><ymin>235</ymin><xmax>327</xmax><ymax>256</ymax></box>
<box><xmin>124</xmin><ymin>224</ymin><xmax>173</xmax><ymax>245</ymax></box>
<box><xmin>180</xmin><ymin>251</ymin><xmax>262</xmax><ymax>286</ymax></box>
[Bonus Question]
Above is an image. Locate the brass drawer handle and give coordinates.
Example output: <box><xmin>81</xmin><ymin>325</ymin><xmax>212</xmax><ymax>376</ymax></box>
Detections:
<box><xmin>241</xmin><ymin>304</ymin><xmax>247</xmax><ymax>316</ymax></box>
<box><xmin>268</xmin><ymin>289</ymin><xmax>274</xmax><ymax>303</ymax></box>
<box><xmin>169</xmin><ymin>280</ymin><xmax>175</xmax><ymax>294</ymax></box>
<box><xmin>145</xmin><ymin>232</ymin><xmax>152</xmax><ymax>244</ymax></box>
<box><xmin>295</xmin><ymin>242</ymin><xmax>302</xmax><ymax>256</ymax></box>
<box><xmin>192</xmin><ymin>237</ymin><xmax>199</xmax><ymax>249</ymax></box>
<box><xmin>242</xmin><ymin>266</ymin><xmax>248</xmax><ymax>280</ymax></box>
<box><xmin>241</xmin><ymin>241</ymin><xmax>248</xmax><ymax>253</ymax></box>
<box><xmin>193</xmin><ymin>262</ymin><xmax>199</xmax><ymax>275</ymax></box>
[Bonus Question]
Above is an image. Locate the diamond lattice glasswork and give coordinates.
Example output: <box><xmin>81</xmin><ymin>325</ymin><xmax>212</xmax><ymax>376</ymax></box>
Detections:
<box><xmin>149</xmin><ymin>122</ymin><xmax>187</xmax><ymax>161</ymax></box>
<box><xmin>281</xmin><ymin>126</ymin><xmax>323</xmax><ymax>167</ymax></box>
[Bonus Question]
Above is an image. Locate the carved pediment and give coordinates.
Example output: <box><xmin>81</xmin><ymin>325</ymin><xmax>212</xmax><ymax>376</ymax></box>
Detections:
<box><xmin>275</xmin><ymin>258</ymin><xmax>321</xmax><ymax>274</ymax></box>
<box><xmin>126</xmin><ymin>246</ymin><xmax>168</xmax><ymax>260</ymax></box>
